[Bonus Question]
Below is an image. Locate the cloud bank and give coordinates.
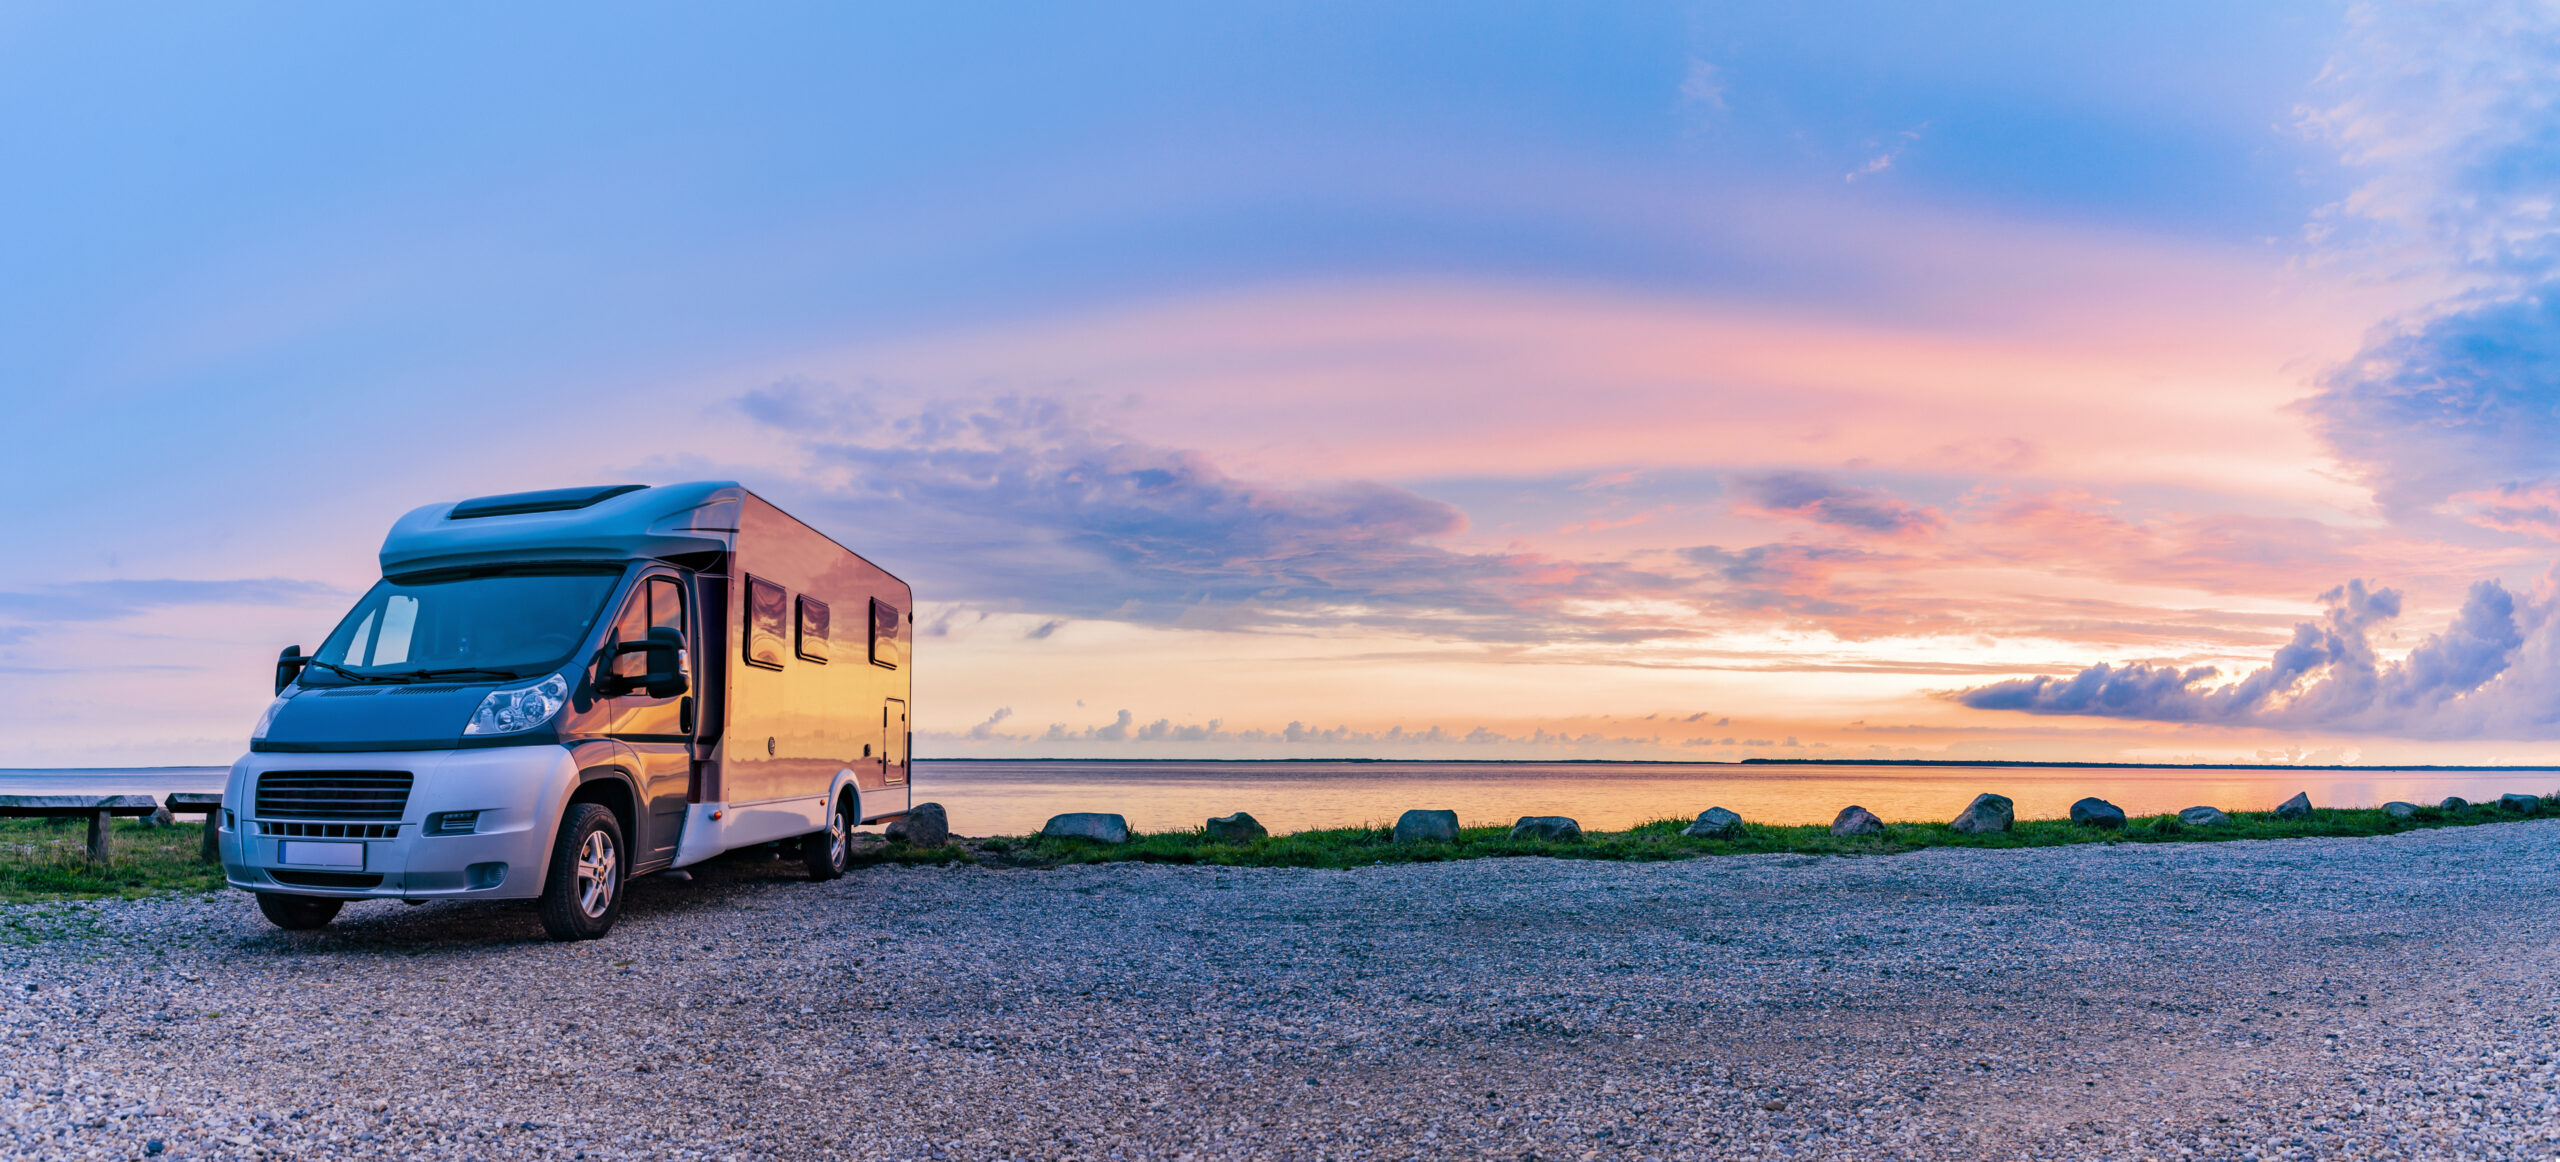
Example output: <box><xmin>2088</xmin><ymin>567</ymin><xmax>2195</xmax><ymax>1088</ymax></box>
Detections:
<box><xmin>744</xmin><ymin>386</ymin><xmax>1557</xmax><ymax>635</ymax></box>
<box><xmin>2299</xmin><ymin>0</ymin><xmax>2560</xmax><ymax>524</ymax></box>
<box><xmin>735</xmin><ymin>383</ymin><xmax>2453</xmax><ymax>660</ymax></box>
<box><xmin>1957</xmin><ymin>4</ymin><xmax>2560</xmax><ymax>742</ymax></box>
<box><xmin>739</xmin><ymin>387</ymin><xmax>1989</xmax><ymax>644</ymax></box>
<box><xmin>1957</xmin><ymin>573</ymin><xmax>2560</xmax><ymax>738</ymax></box>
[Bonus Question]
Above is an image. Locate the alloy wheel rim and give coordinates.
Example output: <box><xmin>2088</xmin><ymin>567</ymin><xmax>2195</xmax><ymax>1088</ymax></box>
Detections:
<box><xmin>829</xmin><ymin>809</ymin><xmax>847</xmax><ymax>866</ymax></box>
<box><xmin>576</xmin><ymin>830</ymin><xmax>617</xmax><ymax>918</ymax></box>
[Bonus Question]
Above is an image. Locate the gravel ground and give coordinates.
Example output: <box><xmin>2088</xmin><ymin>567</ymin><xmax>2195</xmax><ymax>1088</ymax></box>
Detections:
<box><xmin>4</xmin><ymin>821</ymin><xmax>2558</xmax><ymax>1161</ymax></box>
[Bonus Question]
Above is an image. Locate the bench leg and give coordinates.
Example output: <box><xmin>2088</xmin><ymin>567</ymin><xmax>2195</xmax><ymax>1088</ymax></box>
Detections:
<box><xmin>86</xmin><ymin>810</ymin><xmax>112</xmax><ymax>865</ymax></box>
<box><xmin>199</xmin><ymin>815</ymin><xmax>221</xmax><ymax>864</ymax></box>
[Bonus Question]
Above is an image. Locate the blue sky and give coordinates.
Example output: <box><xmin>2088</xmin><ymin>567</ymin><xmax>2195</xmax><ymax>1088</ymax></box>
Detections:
<box><xmin>12</xmin><ymin>1</ymin><xmax>2560</xmax><ymax>766</ymax></box>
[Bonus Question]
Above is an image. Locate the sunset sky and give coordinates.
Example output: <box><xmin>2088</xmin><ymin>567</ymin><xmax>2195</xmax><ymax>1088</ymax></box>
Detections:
<box><xmin>8</xmin><ymin>2</ymin><xmax>2560</xmax><ymax>767</ymax></box>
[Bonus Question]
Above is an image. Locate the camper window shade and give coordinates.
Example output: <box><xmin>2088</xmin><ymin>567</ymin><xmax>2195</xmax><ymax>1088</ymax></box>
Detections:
<box><xmin>745</xmin><ymin>576</ymin><xmax>787</xmax><ymax>670</ymax></box>
<box><xmin>869</xmin><ymin>597</ymin><xmax>904</xmax><ymax>669</ymax></box>
<box><xmin>795</xmin><ymin>595</ymin><xmax>829</xmax><ymax>663</ymax></box>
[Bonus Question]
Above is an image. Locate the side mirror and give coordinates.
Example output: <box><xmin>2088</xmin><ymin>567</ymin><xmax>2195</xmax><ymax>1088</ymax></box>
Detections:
<box><xmin>275</xmin><ymin>645</ymin><xmax>307</xmax><ymax>693</ymax></box>
<box><xmin>607</xmin><ymin>628</ymin><xmax>689</xmax><ymax>698</ymax></box>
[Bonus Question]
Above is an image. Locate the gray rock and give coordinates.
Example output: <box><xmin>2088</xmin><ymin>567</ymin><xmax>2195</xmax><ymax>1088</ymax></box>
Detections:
<box><xmin>2498</xmin><ymin>793</ymin><xmax>2542</xmax><ymax>815</ymax></box>
<box><xmin>1392</xmin><ymin>809</ymin><xmax>1459</xmax><ymax>844</ymax></box>
<box><xmin>1949</xmin><ymin>793</ymin><xmax>2014</xmax><ymax>834</ymax></box>
<box><xmin>2069</xmin><ymin>797</ymin><xmax>2126</xmax><ymax>829</ymax></box>
<box><xmin>886</xmin><ymin>802</ymin><xmax>949</xmax><ymax>847</ymax></box>
<box><xmin>1831</xmin><ymin>805</ymin><xmax>1885</xmax><ymax>837</ymax></box>
<box><xmin>2274</xmin><ymin>791</ymin><xmax>2313</xmax><ymax>820</ymax></box>
<box><xmin>1038</xmin><ymin>812</ymin><xmax>1129</xmax><ymax>844</ymax></box>
<box><xmin>1682</xmin><ymin>807</ymin><xmax>1745</xmax><ymax>839</ymax></box>
<box><xmin>1509</xmin><ymin>816</ymin><xmax>1582</xmax><ymax>842</ymax></box>
<box><xmin>134</xmin><ymin>805</ymin><xmax>176</xmax><ymax>829</ymax></box>
<box><xmin>1205</xmin><ymin>812</ymin><xmax>1267</xmax><ymax>843</ymax></box>
<box><xmin>2440</xmin><ymin>796</ymin><xmax>2470</xmax><ymax>811</ymax></box>
<box><xmin>2178</xmin><ymin>805</ymin><xmax>2230</xmax><ymax>827</ymax></box>
<box><xmin>2384</xmin><ymin>801</ymin><xmax>2419</xmax><ymax>821</ymax></box>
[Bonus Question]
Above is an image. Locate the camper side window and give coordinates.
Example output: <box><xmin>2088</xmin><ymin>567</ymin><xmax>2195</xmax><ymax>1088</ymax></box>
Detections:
<box><xmin>796</xmin><ymin>595</ymin><xmax>829</xmax><ymax>663</ymax></box>
<box><xmin>870</xmin><ymin>597</ymin><xmax>904</xmax><ymax>669</ymax></box>
<box><xmin>745</xmin><ymin>576</ymin><xmax>788</xmax><ymax>670</ymax></box>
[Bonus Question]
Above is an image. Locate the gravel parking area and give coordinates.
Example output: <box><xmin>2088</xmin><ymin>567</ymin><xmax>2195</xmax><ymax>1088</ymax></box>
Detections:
<box><xmin>5</xmin><ymin>820</ymin><xmax>2557</xmax><ymax>1161</ymax></box>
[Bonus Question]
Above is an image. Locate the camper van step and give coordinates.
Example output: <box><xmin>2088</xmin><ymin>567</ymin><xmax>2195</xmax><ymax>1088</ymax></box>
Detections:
<box><xmin>860</xmin><ymin>810</ymin><xmax>909</xmax><ymax>825</ymax></box>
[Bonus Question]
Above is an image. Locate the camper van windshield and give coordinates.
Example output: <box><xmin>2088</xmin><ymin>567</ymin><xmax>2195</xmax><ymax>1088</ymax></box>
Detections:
<box><xmin>304</xmin><ymin>569</ymin><xmax>623</xmax><ymax>685</ymax></box>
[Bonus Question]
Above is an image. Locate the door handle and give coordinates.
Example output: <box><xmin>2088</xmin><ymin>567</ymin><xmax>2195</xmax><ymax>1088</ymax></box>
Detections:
<box><xmin>679</xmin><ymin>695</ymin><xmax>695</xmax><ymax>734</ymax></box>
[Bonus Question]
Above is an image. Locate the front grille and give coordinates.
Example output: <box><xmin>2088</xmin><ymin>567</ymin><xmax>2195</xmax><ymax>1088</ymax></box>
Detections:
<box><xmin>256</xmin><ymin>771</ymin><xmax>413</xmax><ymax>822</ymax></box>
<box><xmin>257</xmin><ymin>821</ymin><xmax>400</xmax><ymax>839</ymax></box>
<box><xmin>268</xmin><ymin>870</ymin><xmax>383</xmax><ymax>889</ymax></box>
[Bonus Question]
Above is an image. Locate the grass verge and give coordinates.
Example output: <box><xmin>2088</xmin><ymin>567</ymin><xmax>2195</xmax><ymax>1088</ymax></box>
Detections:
<box><xmin>0</xmin><ymin>818</ymin><xmax>227</xmax><ymax>902</ymax></box>
<box><xmin>857</xmin><ymin>794</ymin><xmax>2560</xmax><ymax>871</ymax></box>
<box><xmin>5</xmin><ymin>796</ymin><xmax>2552</xmax><ymax>900</ymax></box>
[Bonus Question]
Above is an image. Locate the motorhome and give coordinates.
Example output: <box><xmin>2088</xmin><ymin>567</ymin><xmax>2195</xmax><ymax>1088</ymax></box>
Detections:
<box><xmin>222</xmin><ymin>482</ymin><xmax>912</xmax><ymax>940</ymax></box>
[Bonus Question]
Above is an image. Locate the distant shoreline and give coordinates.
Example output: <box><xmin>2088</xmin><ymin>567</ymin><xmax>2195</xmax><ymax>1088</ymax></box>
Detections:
<box><xmin>898</xmin><ymin>757</ymin><xmax>2560</xmax><ymax>772</ymax></box>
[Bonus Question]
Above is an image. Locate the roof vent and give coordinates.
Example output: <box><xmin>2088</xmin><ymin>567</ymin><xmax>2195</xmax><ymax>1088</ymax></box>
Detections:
<box><xmin>448</xmin><ymin>484</ymin><xmax>649</xmax><ymax>520</ymax></box>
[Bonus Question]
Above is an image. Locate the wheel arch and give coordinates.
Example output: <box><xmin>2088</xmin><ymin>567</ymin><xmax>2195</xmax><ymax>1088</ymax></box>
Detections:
<box><xmin>569</xmin><ymin>768</ymin><xmax>641</xmax><ymax>852</ymax></box>
<box><xmin>826</xmin><ymin>768</ymin><xmax>862</xmax><ymax>828</ymax></box>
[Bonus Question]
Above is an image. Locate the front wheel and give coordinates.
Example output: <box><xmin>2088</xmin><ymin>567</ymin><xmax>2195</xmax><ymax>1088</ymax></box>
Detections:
<box><xmin>804</xmin><ymin>795</ymin><xmax>851</xmax><ymax>882</ymax></box>
<box><xmin>256</xmin><ymin>892</ymin><xmax>342</xmax><ymax>930</ymax></box>
<box><xmin>538</xmin><ymin>803</ymin><xmax>625</xmax><ymax>941</ymax></box>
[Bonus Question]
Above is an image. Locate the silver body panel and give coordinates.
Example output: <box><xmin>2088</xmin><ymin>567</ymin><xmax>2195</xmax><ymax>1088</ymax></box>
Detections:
<box><xmin>222</xmin><ymin>746</ymin><xmax>580</xmax><ymax>900</ymax></box>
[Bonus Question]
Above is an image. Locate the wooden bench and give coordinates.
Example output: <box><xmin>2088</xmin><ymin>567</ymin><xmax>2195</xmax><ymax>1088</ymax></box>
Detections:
<box><xmin>0</xmin><ymin>795</ymin><xmax>165</xmax><ymax>864</ymax></box>
<box><xmin>164</xmin><ymin>793</ymin><xmax>224</xmax><ymax>863</ymax></box>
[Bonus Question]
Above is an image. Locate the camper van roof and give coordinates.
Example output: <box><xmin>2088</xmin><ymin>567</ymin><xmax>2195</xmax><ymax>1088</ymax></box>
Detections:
<box><xmin>380</xmin><ymin>481</ymin><xmax>747</xmax><ymax>577</ymax></box>
<box><xmin>447</xmin><ymin>483</ymin><xmax>651</xmax><ymax>520</ymax></box>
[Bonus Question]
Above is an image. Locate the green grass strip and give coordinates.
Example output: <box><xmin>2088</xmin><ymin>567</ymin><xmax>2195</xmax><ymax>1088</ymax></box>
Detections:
<box><xmin>0</xmin><ymin>818</ymin><xmax>227</xmax><ymax>903</ymax></box>
<box><xmin>859</xmin><ymin>794</ymin><xmax>2560</xmax><ymax>871</ymax></box>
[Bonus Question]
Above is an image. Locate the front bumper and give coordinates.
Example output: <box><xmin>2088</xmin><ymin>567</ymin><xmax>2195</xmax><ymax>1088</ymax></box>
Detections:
<box><xmin>222</xmin><ymin>745</ymin><xmax>577</xmax><ymax>901</ymax></box>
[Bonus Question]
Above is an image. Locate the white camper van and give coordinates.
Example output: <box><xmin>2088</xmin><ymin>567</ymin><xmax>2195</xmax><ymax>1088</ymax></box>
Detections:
<box><xmin>222</xmin><ymin>482</ymin><xmax>912</xmax><ymax>940</ymax></box>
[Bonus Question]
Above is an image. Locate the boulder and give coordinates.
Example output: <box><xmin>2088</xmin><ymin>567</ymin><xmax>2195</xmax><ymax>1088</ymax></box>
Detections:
<box><xmin>1948</xmin><ymin>793</ymin><xmax>2014</xmax><ymax>835</ymax></box>
<box><xmin>1682</xmin><ymin>807</ymin><xmax>1745</xmax><ymax>839</ymax></box>
<box><xmin>135</xmin><ymin>805</ymin><xmax>176</xmax><ymax>829</ymax></box>
<box><xmin>1509</xmin><ymin>816</ymin><xmax>1582</xmax><ymax>842</ymax></box>
<box><xmin>1393</xmin><ymin>809</ymin><xmax>1460</xmax><ymax>844</ymax></box>
<box><xmin>2069</xmin><ymin>797</ymin><xmax>2126</xmax><ymax>829</ymax></box>
<box><xmin>2178</xmin><ymin>805</ymin><xmax>2230</xmax><ymax>827</ymax></box>
<box><xmin>885</xmin><ymin>802</ymin><xmax>949</xmax><ymax>847</ymax></box>
<box><xmin>2384</xmin><ymin>801</ymin><xmax>2419</xmax><ymax>821</ymax></box>
<box><xmin>2440</xmin><ymin>796</ymin><xmax>2470</xmax><ymax>812</ymax></box>
<box><xmin>1830</xmin><ymin>805</ymin><xmax>1885</xmax><ymax>837</ymax></box>
<box><xmin>2498</xmin><ymin>793</ymin><xmax>2543</xmax><ymax>815</ymax></box>
<box><xmin>1039</xmin><ymin>812</ymin><xmax>1129</xmax><ymax>844</ymax></box>
<box><xmin>2274</xmin><ymin>792</ymin><xmax>2313</xmax><ymax>820</ymax></box>
<box><xmin>1205</xmin><ymin>812</ymin><xmax>1267</xmax><ymax>843</ymax></box>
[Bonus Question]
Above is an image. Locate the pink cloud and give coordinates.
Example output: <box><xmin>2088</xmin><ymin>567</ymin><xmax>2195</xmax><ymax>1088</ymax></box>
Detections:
<box><xmin>2451</xmin><ymin>481</ymin><xmax>2560</xmax><ymax>539</ymax></box>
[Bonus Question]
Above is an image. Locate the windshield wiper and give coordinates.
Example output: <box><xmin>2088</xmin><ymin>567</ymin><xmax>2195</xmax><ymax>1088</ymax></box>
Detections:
<box><xmin>376</xmin><ymin>667</ymin><xmax>526</xmax><ymax>682</ymax></box>
<box><xmin>294</xmin><ymin>657</ymin><xmax>413</xmax><ymax>684</ymax></box>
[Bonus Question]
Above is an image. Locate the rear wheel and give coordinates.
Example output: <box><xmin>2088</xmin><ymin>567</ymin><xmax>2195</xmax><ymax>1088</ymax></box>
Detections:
<box><xmin>804</xmin><ymin>794</ymin><xmax>851</xmax><ymax>882</ymax></box>
<box><xmin>538</xmin><ymin>803</ymin><xmax>625</xmax><ymax>941</ymax></box>
<box><xmin>255</xmin><ymin>892</ymin><xmax>342</xmax><ymax>931</ymax></box>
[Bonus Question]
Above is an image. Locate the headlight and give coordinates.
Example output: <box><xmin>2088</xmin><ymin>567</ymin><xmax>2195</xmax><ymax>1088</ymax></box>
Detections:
<box><xmin>464</xmin><ymin>674</ymin><xmax>569</xmax><ymax>736</ymax></box>
<box><xmin>250</xmin><ymin>694</ymin><xmax>290</xmax><ymax>741</ymax></box>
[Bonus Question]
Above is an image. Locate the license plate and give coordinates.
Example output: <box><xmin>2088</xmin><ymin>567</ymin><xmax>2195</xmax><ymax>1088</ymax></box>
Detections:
<box><xmin>277</xmin><ymin>841</ymin><xmax>364</xmax><ymax>869</ymax></box>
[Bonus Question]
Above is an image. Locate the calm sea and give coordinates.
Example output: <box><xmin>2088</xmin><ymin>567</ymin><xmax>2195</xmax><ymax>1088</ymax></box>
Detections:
<box><xmin>13</xmin><ymin>761</ymin><xmax>2552</xmax><ymax>835</ymax></box>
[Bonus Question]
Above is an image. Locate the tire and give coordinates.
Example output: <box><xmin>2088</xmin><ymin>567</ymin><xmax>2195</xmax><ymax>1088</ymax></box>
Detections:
<box><xmin>256</xmin><ymin>892</ymin><xmax>342</xmax><ymax>931</ymax></box>
<box><xmin>538</xmin><ymin>803</ymin><xmax>626</xmax><ymax>941</ymax></box>
<box><xmin>804</xmin><ymin>794</ymin><xmax>851</xmax><ymax>882</ymax></box>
